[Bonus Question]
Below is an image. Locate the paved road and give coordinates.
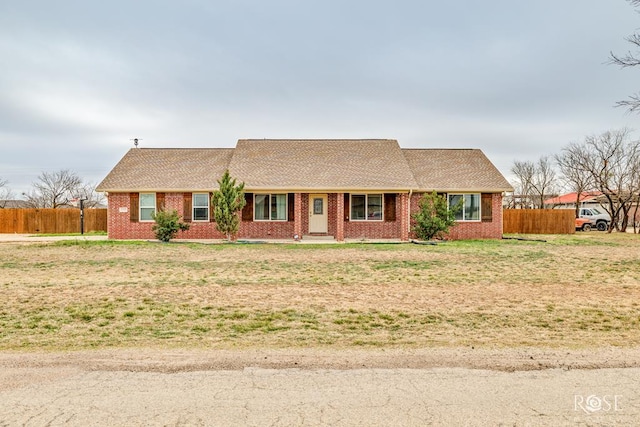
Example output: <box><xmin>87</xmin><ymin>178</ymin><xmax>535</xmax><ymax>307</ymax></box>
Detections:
<box><xmin>1</xmin><ymin>364</ymin><xmax>638</xmax><ymax>426</ymax></box>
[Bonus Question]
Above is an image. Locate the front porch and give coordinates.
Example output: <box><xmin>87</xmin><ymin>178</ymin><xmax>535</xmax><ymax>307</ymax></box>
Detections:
<box><xmin>239</xmin><ymin>192</ymin><xmax>410</xmax><ymax>241</ymax></box>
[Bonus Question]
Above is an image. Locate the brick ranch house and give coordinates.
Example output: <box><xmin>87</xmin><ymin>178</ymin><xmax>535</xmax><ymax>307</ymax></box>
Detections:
<box><xmin>96</xmin><ymin>139</ymin><xmax>513</xmax><ymax>241</ymax></box>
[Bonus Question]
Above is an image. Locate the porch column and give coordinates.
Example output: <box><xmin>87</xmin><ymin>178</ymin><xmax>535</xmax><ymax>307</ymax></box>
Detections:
<box><xmin>400</xmin><ymin>193</ymin><xmax>409</xmax><ymax>241</ymax></box>
<box><xmin>336</xmin><ymin>192</ymin><xmax>345</xmax><ymax>241</ymax></box>
<box><xmin>294</xmin><ymin>192</ymin><xmax>303</xmax><ymax>239</ymax></box>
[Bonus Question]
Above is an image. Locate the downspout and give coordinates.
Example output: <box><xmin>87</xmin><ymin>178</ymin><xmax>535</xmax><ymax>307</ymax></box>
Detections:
<box><xmin>407</xmin><ymin>189</ymin><xmax>413</xmax><ymax>236</ymax></box>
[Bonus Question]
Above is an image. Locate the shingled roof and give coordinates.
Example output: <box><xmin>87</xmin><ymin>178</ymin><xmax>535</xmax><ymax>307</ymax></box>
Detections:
<box><xmin>96</xmin><ymin>148</ymin><xmax>234</xmax><ymax>192</ymax></box>
<box><xmin>228</xmin><ymin>139</ymin><xmax>418</xmax><ymax>191</ymax></box>
<box><xmin>403</xmin><ymin>149</ymin><xmax>513</xmax><ymax>192</ymax></box>
<box><xmin>97</xmin><ymin>141</ymin><xmax>512</xmax><ymax>193</ymax></box>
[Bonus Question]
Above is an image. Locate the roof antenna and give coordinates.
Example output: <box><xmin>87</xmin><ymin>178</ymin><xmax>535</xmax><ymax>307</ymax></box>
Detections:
<box><xmin>131</xmin><ymin>138</ymin><xmax>142</xmax><ymax>148</ymax></box>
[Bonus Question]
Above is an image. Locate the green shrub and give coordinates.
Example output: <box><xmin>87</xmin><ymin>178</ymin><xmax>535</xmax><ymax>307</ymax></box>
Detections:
<box><xmin>412</xmin><ymin>191</ymin><xmax>461</xmax><ymax>240</ymax></box>
<box><xmin>211</xmin><ymin>170</ymin><xmax>246</xmax><ymax>241</ymax></box>
<box><xmin>151</xmin><ymin>210</ymin><xmax>190</xmax><ymax>242</ymax></box>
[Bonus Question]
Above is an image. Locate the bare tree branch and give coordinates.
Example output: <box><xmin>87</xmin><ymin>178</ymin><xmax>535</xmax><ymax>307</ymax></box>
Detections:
<box><xmin>616</xmin><ymin>93</ymin><xmax>640</xmax><ymax>113</ymax></box>
<box><xmin>75</xmin><ymin>181</ymin><xmax>106</xmax><ymax>208</ymax></box>
<box><xmin>510</xmin><ymin>160</ymin><xmax>535</xmax><ymax>208</ymax></box>
<box><xmin>610</xmin><ymin>1</ymin><xmax>640</xmax><ymax>113</ymax></box>
<box><xmin>0</xmin><ymin>178</ymin><xmax>13</xmax><ymax>208</ymax></box>
<box><xmin>555</xmin><ymin>143</ymin><xmax>594</xmax><ymax>217</ymax></box>
<box><xmin>610</xmin><ymin>34</ymin><xmax>640</xmax><ymax>67</ymax></box>
<box><xmin>509</xmin><ymin>158</ymin><xmax>558</xmax><ymax>209</ymax></box>
<box><xmin>530</xmin><ymin>156</ymin><xmax>557</xmax><ymax>209</ymax></box>
<box><xmin>572</xmin><ymin>129</ymin><xmax>640</xmax><ymax>232</ymax></box>
<box><xmin>27</xmin><ymin>170</ymin><xmax>83</xmax><ymax>208</ymax></box>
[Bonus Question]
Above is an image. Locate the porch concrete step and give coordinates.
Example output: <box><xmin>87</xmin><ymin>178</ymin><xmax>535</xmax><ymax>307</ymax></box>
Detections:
<box><xmin>302</xmin><ymin>235</ymin><xmax>335</xmax><ymax>241</ymax></box>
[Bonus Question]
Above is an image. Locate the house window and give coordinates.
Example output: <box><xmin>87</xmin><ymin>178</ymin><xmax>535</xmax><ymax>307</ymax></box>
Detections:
<box><xmin>193</xmin><ymin>193</ymin><xmax>210</xmax><ymax>221</ymax></box>
<box><xmin>254</xmin><ymin>194</ymin><xmax>287</xmax><ymax>221</ymax></box>
<box><xmin>139</xmin><ymin>193</ymin><xmax>156</xmax><ymax>221</ymax></box>
<box><xmin>350</xmin><ymin>194</ymin><xmax>383</xmax><ymax>221</ymax></box>
<box><xmin>448</xmin><ymin>193</ymin><xmax>480</xmax><ymax>221</ymax></box>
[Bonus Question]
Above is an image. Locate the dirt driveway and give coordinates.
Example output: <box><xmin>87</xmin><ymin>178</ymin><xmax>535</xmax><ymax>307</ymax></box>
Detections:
<box><xmin>1</xmin><ymin>348</ymin><xmax>639</xmax><ymax>426</ymax></box>
<box><xmin>0</xmin><ymin>233</ymin><xmax>108</xmax><ymax>243</ymax></box>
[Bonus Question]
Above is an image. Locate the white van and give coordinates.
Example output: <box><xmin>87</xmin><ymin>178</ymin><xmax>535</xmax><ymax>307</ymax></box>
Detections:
<box><xmin>579</xmin><ymin>207</ymin><xmax>611</xmax><ymax>231</ymax></box>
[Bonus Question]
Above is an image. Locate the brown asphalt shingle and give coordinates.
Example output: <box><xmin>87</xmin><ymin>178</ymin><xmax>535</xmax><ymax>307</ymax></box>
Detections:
<box><xmin>403</xmin><ymin>149</ymin><xmax>513</xmax><ymax>192</ymax></box>
<box><xmin>227</xmin><ymin>139</ymin><xmax>418</xmax><ymax>191</ymax></box>
<box><xmin>96</xmin><ymin>142</ymin><xmax>513</xmax><ymax>193</ymax></box>
<box><xmin>96</xmin><ymin>148</ymin><xmax>234</xmax><ymax>192</ymax></box>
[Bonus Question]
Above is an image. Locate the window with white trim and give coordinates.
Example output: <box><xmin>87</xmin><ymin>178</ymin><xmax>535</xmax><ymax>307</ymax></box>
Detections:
<box><xmin>448</xmin><ymin>193</ymin><xmax>480</xmax><ymax>221</ymax></box>
<box><xmin>254</xmin><ymin>194</ymin><xmax>287</xmax><ymax>221</ymax></box>
<box><xmin>139</xmin><ymin>193</ymin><xmax>156</xmax><ymax>221</ymax></box>
<box><xmin>193</xmin><ymin>193</ymin><xmax>210</xmax><ymax>221</ymax></box>
<box><xmin>350</xmin><ymin>194</ymin><xmax>383</xmax><ymax>221</ymax></box>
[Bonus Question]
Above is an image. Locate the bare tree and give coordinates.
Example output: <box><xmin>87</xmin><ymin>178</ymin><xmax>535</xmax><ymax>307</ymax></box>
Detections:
<box><xmin>572</xmin><ymin>129</ymin><xmax>640</xmax><ymax>232</ymax></box>
<box><xmin>0</xmin><ymin>178</ymin><xmax>12</xmax><ymax>208</ymax></box>
<box><xmin>510</xmin><ymin>157</ymin><xmax>557</xmax><ymax>209</ymax></box>
<box><xmin>24</xmin><ymin>170</ymin><xmax>83</xmax><ymax>208</ymax></box>
<box><xmin>610</xmin><ymin>0</ymin><xmax>640</xmax><ymax>112</ymax></box>
<box><xmin>555</xmin><ymin>143</ymin><xmax>594</xmax><ymax>217</ymax></box>
<box><xmin>530</xmin><ymin>156</ymin><xmax>557</xmax><ymax>209</ymax></box>
<box><xmin>510</xmin><ymin>160</ymin><xmax>535</xmax><ymax>208</ymax></box>
<box><xmin>74</xmin><ymin>181</ymin><xmax>106</xmax><ymax>208</ymax></box>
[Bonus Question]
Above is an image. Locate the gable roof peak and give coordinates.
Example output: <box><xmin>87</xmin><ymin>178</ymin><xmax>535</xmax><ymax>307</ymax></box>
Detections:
<box><xmin>229</xmin><ymin>138</ymin><xmax>415</xmax><ymax>190</ymax></box>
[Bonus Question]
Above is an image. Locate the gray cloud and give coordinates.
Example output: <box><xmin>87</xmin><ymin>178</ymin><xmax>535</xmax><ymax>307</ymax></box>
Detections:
<box><xmin>1</xmin><ymin>0</ymin><xmax>638</xmax><ymax>194</ymax></box>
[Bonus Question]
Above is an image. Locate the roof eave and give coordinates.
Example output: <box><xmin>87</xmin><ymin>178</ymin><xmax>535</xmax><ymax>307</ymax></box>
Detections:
<box><xmin>97</xmin><ymin>187</ymin><xmax>220</xmax><ymax>193</ymax></box>
<box><xmin>414</xmin><ymin>187</ymin><xmax>514</xmax><ymax>193</ymax></box>
<box><xmin>98</xmin><ymin>186</ymin><xmax>515</xmax><ymax>193</ymax></box>
<box><xmin>243</xmin><ymin>186</ymin><xmax>415</xmax><ymax>192</ymax></box>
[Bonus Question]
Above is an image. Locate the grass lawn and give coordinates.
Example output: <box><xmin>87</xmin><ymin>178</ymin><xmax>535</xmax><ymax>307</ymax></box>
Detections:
<box><xmin>1</xmin><ymin>233</ymin><xmax>639</xmax><ymax>351</ymax></box>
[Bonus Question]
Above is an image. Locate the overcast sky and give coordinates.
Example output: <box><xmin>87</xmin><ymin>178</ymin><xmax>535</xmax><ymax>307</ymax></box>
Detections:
<box><xmin>1</xmin><ymin>1</ymin><xmax>638</xmax><ymax>196</ymax></box>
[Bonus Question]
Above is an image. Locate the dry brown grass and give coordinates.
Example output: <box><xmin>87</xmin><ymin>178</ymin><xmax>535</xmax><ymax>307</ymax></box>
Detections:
<box><xmin>1</xmin><ymin>233</ymin><xmax>639</xmax><ymax>350</ymax></box>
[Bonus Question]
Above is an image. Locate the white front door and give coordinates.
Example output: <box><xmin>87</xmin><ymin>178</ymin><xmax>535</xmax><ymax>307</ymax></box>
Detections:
<box><xmin>309</xmin><ymin>194</ymin><xmax>328</xmax><ymax>233</ymax></box>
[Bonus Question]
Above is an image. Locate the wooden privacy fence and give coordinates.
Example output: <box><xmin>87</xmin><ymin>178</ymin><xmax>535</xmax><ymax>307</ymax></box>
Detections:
<box><xmin>0</xmin><ymin>209</ymin><xmax>107</xmax><ymax>234</ymax></box>
<box><xmin>503</xmin><ymin>209</ymin><xmax>575</xmax><ymax>234</ymax></box>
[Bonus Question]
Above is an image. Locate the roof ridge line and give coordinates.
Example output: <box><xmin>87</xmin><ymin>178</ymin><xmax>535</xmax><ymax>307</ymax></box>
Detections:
<box><xmin>237</xmin><ymin>138</ymin><xmax>398</xmax><ymax>142</ymax></box>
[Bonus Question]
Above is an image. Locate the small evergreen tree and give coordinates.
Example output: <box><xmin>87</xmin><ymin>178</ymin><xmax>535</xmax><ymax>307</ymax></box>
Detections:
<box><xmin>211</xmin><ymin>170</ymin><xmax>246</xmax><ymax>241</ymax></box>
<box><xmin>412</xmin><ymin>191</ymin><xmax>461</xmax><ymax>240</ymax></box>
<box><xmin>151</xmin><ymin>209</ymin><xmax>190</xmax><ymax>242</ymax></box>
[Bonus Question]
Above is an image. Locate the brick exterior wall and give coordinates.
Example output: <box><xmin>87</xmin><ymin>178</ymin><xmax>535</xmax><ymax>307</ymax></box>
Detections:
<box><xmin>302</xmin><ymin>193</ymin><xmax>407</xmax><ymax>241</ymax></box>
<box><xmin>343</xmin><ymin>220</ymin><xmax>404</xmax><ymax>239</ymax></box>
<box><xmin>238</xmin><ymin>218</ymin><xmax>294</xmax><ymax>239</ymax></box>
<box><xmin>300</xmin><ymin>194</ymin><xmax>309</xmax><ymax>236</ymax></box>
<box><xmin>106</xmin><ymin>192</ymin><xmax>227</xmax><ymax>240</ymax></box>
<box><xmin>326</xmin><ymin>193</ymin><xmax>338</xmax><ymax>237</ymax></box>
<box><xmin>399</xmin><ymin>193</ymin><xmax>409</xmax><ymax>241</ymax></box>
<box><xmin>107</xmin><ymin>191</ymin><xmax>504</xmax><ymax>240</ymax></box>
<box><xmin>409</xmin><ymin>192</ymin><xmax>504</xmax><ymax>240</ymax></box>
<box><xmin>336</xmin><ymin>193</ymin><xmax>345</xmax><ymax>241</ymax></box>
<box><xmin>294</xmin><ymin>193</ymin><xmax>303</xmax><ymax>238</ymax></box>
<box><xmin>106</xmin><ymin>193</ymin><xmax>154</xmax><ymax>239</ymax></box>
<box><xmin>343</xmin><ymin>193</ymin><xmax>408</xmax><ymax>240</ymax></box>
